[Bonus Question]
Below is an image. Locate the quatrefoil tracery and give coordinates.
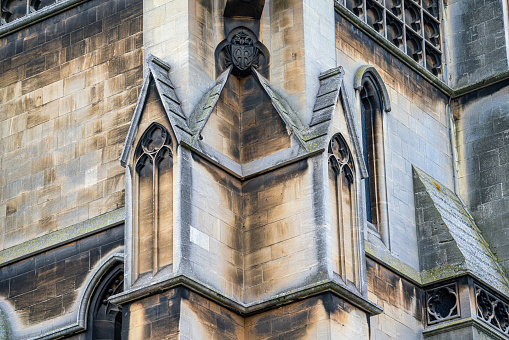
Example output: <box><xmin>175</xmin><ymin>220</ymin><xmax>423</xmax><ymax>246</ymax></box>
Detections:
<box><xmin>135</xmin><ymin>123</ymin><xmax>173</xmax><ymax>172</ymax></box>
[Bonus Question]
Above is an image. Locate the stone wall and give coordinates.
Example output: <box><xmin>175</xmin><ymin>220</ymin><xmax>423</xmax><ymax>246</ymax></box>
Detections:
<box><xmin>453</xmin><ymin>80</ymin><xmax>509</xmax><ymax>274</ymax></box>
<box><xmin>335</xmin><ymin>13</ymin><xmax>453</xmax><ymax>270</ymax></box>
<box><xmin>123</xmin><ymin>287</ymin><xmax>369</xmax><ymax>340</ymax></box>
<box><xmin>0</xmin><ymin>0</ymin><xmax>143</xmax><ymax>250</ymax></box>
<box><xmin>444</xmin><ymin>0</ymin><xmax>509</xmax><ymax>88</ymax></box>
<box><xmin>242</xmin><ymin>158</ymin><xmax>323</xmax><ymax>303</ymax></box>
<box><xmin>0</xmin><ymin>224</ymin><xmax>123</xmax><ymax>338</ymax></box>
<box><xmin>181</xmin><ymin>153</ymin><xmax>244</xmax><ymax>302</ymax></box>
<box><xmin>366</xmin><ymin>258</ymin><xmax>423</xmax><ymax>339</ymax></box>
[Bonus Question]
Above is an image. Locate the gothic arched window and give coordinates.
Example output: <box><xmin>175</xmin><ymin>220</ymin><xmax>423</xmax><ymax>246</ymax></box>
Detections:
<box><xmin>360</xmin><ymin>73</ymin><xmax>389</xmax><ymax>247</ymax></box>
<box><xmin>87</xmin><ymin>264</ymin><xmax>124</xmax><ymax>340</ymax></box>
<box><xmin>134</xmin><ymin>123</ymin><xmax>174</xmax><ymax>277</ymax></box>
<box><xmin>328</xmin><ymin>134</ymin><xmax>360</xmax><ymax>288</ymax></box>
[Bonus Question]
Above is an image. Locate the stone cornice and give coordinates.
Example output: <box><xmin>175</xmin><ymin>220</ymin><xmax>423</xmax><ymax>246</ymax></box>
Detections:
<box><xmin>0</xmin><ymin>208</ymin><xmax>124</xmax><ymax>267</ymax></box>
<box><xmin>422</xmin><ymin>317</ymin><xmax>509</xmax><ymax>340</ymax></box>
<box><xmin>109</xmin><ymin>275</ymin><xmax>383</xmax><ymax>316</ymax></box>
<box><xmin>0</xmin><ymin>0</ymin><xmax>89</xmax><ymax>38</ymax></box>
<box><xmin>334</xmin><ymin>1</ymin><xmax>509</xmax><ymax>99</ymax></box>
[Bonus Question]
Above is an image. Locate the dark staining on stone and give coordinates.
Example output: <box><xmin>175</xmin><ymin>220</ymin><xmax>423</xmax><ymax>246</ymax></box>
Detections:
<box><xmin>367</xmin><ymin>258</ymin><xmax>423</xmax><ymax>321</ymax></box>
<box><xmin>243</xmin><ymin>159</ymin><xmax>308</xmax><ymax>193</ymax></box>
<box><xmin>0</xmin><ymin>224</ymin><xmax>124</xmax><ymax>325</ymax></box>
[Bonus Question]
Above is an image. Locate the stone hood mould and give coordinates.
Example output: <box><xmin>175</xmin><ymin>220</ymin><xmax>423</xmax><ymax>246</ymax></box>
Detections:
<box><xmin>120</xmin><ymin>55</ymin><xmax>191</xmax><ymax>167</ymax></box>
<box><xmin>413</xmin><ymin>167</ymin><xmax>509</xmax><ymax>296</ymax></box>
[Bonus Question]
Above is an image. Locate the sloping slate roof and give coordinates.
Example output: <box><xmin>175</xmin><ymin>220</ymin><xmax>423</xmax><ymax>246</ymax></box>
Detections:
<box><xmin>120</xmin><ymin>55</ymin><xmax>191</xmax><ymax>166</ymax></box>
<box><xmin>252</xmin><ymin>69</ymin><xmax>308</xmax><ymax>150</ymax></box>
<box><xmin>414</xmin><ymin>167</ymin><xmax>509</xmax><ymax>296</ymax></box>
<box><xmin>304</xmin><ymin>68</ymin><xmax>344</xmax><ymax>151</ymax></box>
<box><xmin>305</xmin><ymin>67</ymin><xmax>368</xmax><ymax>178</ymax></box>
<box><xmin>188</xmin><ymin>66</ymin><xmax>232</xmax><ymax>140</ymax></box>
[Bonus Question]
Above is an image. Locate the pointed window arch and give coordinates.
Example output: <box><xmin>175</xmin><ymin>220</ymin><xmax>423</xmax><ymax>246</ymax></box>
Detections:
<box><xmin>86</xmin><ymin>264</ymin><xmax>124</xmax><ymax>340</ymax></box>
<box><xmin>355</xmin><ymin>66</ymin><xmax>390</xmax><ymax>247</ymax></box>
<box><xmin>133</xmin><ymin>123</ymin><xmax>174</xmax><ymax>277</ymax></box>
<box><xmin>328</xmin><ymin>133</ymin><xmax>360</xmax><ymax>288</ymax></box>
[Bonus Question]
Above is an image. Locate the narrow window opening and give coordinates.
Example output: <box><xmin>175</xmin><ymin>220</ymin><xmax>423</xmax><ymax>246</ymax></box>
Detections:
<box><xmin>359</xmin><ymin>74</ymin><xmax>390</xmax><ymax>247</ymax></box>
<box><xmin>133</xmin><ymin>123</ymin><xmax>174</xmax><ymax>279</ymax></box>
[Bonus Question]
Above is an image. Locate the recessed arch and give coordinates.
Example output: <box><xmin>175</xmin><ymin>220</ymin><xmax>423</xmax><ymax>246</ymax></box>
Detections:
<box><xmin>76</xmin><ymin>252</ymin><xmax>124</xmax><ymax>332</ymax></box>
<box><xmin>354</xmin><ymin>65</ymin><xmax>390</xmax><ymax>248</ymax></box>
<box><xmin>132</xmin><ymin>122</ymin><xmax>174</xmax><ymax>279</ymax></box>
<box><xmin>354</xmin><ymin>65</ymin><xmax>391</xmax><ymax>113</ymax></box>
<box><xmin>328</xmin><ymin>133</ymin><xmax>361</xmax><ymax>289</ymax></box>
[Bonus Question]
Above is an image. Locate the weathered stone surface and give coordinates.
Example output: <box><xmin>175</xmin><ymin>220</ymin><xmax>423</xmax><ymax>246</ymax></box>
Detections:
<box><xmin>444</xmin><ymin>0</ymin><xmax>509</xmax><ymax>88</ymax></box>
<box><xmin>413</xmin><ymin>167</ymin><xmax>509</xmax><ymax>296</ymax></box>
<box><xmin>0</xmin><ymin>224</ymin><xmax>123</xmax><ymax>339</ymax></box>
<box><xmin>0</xmin><ymin>0</ymin><xmax>143</xmax><ymax>250</ymax></box>
<box><xmin>123</xmin><ymin>287</ymin><xmax>369</xmax><ymax>340</ymax></box>
<box><xmin>0</xmin><ymin>0</ymin><xmax>508</xmax><ymax>339</ymax></box>
<box><xmin>453</xmin><ymin>80</ymin><xmax>509</xmax><ymax>277</ymax></box>
<box><xmin>367</xmin><ymin>258</ymin><xmax>424</xmax><ymax>340</ymax></box>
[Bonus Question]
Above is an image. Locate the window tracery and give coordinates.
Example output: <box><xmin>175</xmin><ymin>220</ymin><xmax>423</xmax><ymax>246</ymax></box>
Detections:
<box><xmin>328</xmin><ymin>133</ymin><xmax>360</xmax><ymax>288</ymax></box>
<box><xmin>339</xmin><ymin>0</ymin><xmax>442</xmax><ymax>77</ymax></box>
<box><xmin>476</xmin><ymin>284</ymin><xmax>509</xmax><ymax>335</ymax></box>
<box><xmin>134</xmin><ymin>123</ymin><xmax>174</xmax><ymax>277</ymax></box>
<box><xmin>1</xmin><ymin>0</ymin><xmax>54</xmax><ymax>24</ymax></box>
<box><xmin>87</xmin><ymin>264</ymin><xmax>124</xmax><ymax>340</ymax></box>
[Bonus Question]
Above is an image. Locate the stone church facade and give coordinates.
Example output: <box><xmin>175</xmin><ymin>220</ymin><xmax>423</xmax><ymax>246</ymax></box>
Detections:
<box><xmin>0</xmin><ymin>0</ymin><xmax>508</xmax><ymax>338</ymax></box>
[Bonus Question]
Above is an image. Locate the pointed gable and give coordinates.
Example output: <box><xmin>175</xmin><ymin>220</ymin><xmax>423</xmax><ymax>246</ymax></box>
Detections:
<box><xmin>120</xmin><ymin>55</ymin><xmax>191</xmax><ymax>166</ymax></box>
<box><xmin>305</xmin><ymin>67</ymin><xmax>368</xmax><ymax>178</ymax></box>
<box><xmin>188</xmin><ymin>66</ymin><xmax>304</xmax><ymax>164</ymax></box>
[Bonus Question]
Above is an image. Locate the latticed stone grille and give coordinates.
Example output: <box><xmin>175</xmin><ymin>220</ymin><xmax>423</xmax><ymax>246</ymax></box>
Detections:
<box><xmin>425</xmin><ymin>283</ymin><xmax>459</xmax><ymax>325</ymax></box>
<box><xmin>337</xmin><ymin>0</ymin><xmax>442</xmax><ymax>77</ymax></box>
<box><xmin>476</xmin><ymin>284</ymin><xmax>509</xmax><ymax>335</ymax></box>
<box><xmin>0</xmin><ymin>0</ymin><xmax>57</xmax><ymax>24</ymax></box>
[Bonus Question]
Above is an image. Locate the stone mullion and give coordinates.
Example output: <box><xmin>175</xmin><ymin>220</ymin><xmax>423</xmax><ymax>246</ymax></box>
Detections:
<box><xmin>338</xmin><ymin>164</ymin><xmax>347</xmax><ymax>280</ymax></box>
<box><xmin>152</xmin><ymin>154</ymin><xmax>159</xmax><ymax>274</ymax></box>
<box><xmin>349</xmin><ymin>175</ymin><xmax>360</xmax><ymax>288</ymax></box>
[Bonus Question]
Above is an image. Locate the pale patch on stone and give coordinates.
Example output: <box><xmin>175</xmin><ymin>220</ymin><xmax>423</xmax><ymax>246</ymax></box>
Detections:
<box><xmin>190</xmin><ymin>225</ymin><xmax>210</xmax><ymax>251</ymax></box>
<box><xmin>85</xmin><ymin>167</ymin><xmax>98</xmax><ymax>187</ymax></box>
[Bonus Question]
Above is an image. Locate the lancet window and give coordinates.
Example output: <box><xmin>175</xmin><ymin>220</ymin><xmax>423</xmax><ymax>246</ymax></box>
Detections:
<box><xmin>328</xmin><ymin>133</ymin><xmax>360</xmax><ymax>288</ymax></box>
<box><xmin>134</xmin><ymin>123</ymin><xmax>174</xmax><ymax>277</ymax></box>
<box><xmin>360</xmin><ymin>73</ymin><xmax>390</xmax><ymax>247</ymax></box>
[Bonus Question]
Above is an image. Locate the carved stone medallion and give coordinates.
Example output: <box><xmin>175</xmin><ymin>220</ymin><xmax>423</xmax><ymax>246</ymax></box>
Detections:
<box><xmin>224</xmin><ymin>30</ymin><xmax>261</xmax><ymax>77</ymax></box>
<box><xmin>231</xmin><ymin>32</ymin><xmax>257</xmax><ymax>71</ymax></box>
